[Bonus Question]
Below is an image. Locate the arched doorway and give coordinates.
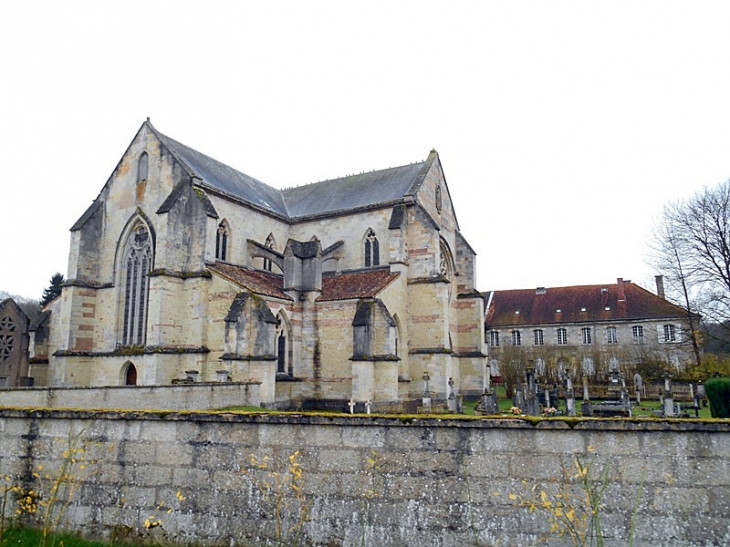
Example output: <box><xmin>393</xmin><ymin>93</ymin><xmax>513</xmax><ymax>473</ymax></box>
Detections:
<box><xmin>124</xmin><ymin>362</ymin><xmax>137</xmax><ymax>386</ymax></box>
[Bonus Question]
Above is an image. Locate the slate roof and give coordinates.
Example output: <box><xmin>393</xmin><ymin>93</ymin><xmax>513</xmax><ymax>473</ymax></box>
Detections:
<box><xmin>208</xmin><ymin>263</ymin><xmax>292</xmax><ymax>300</ymax></box>
<box><xmin>485</xmin><ymin>280</ymin><xmax>691</xmax><ymax>327</ymax></box>
<box><xmin>282</xmin><ymin>163</ymin><xmax>428</xmax><ymax>219</ymax></box>
<box><xmin>153</xmin><ymin>129</ymin><xmax>290</xmax><ymax>217</ymax></box>
<box><xmin>320</xmin><ymin>268</ymin><xmax>400</xmax><ymax>302</ymax></box>
<box><xmin>150</xmin><ymin>122</ymin><xmax>433</xmax><ymax>221</ymax></box>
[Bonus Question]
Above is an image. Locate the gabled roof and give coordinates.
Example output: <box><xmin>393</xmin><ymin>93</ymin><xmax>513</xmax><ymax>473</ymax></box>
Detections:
<box><xmin>485</xmin><ymin>280</ymin><xmax>691</xmax><ymax>327</ymax></box>
<box><xmin>319</xmin><ymin>268</ymin><xmax>400</xmax><ymax>302</ymax></box>
<box><xmin>208</xmin><ymin>263</ymin><xmax>292</xmax><ymax>300</ymax></box>
<box><xmin>152</xmin><ymin>126</ymin><xmax>290</xmax><ymax>218</ymax></box>
<box><xmin>148</xmin><ymin>121</ymin><xmax>437</xmax><ymax>221</ymax></box>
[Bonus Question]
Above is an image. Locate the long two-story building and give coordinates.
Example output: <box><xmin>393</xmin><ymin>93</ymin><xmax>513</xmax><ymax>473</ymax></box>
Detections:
<box><xmin>484</xmin><ymin>277</ymin><xmax>698</xmax><ymax>385</ymax></box>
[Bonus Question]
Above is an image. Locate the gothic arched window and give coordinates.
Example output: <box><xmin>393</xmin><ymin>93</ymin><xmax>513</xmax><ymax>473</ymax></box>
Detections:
<box><xmin>439</xmin><ymin>239</ymin><xmax>454</xmax><ymax>279</ymax></box>
<box><xmin>121</xmin><ymin>224</ymin><xmax>153</xmax><ymax>346</ymax></box>
<box><xmin>216</xmin><ymin>222</ymin><xmax>229</xmax><ymax>261</ymax></box>
<box><xmin>364</xmin><ymin>229</ymin><xmax>379</xmax><ymax>267</ymax></box>
<box><xmin>137</xmin><ymin>152</ymin><xmax>149</xmax><ymax>183</ymax></box>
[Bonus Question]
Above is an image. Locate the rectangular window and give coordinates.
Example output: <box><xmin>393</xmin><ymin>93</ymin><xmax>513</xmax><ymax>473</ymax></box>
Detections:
<box><xmin>489</xmin><ymin>330</ymin><xmax>500</xmax><ymax>347</ymax></box>
<box><xmin>632</xmin><ymin>325</ymin><xmax>644</xmax><ymax>343</ymax></box>
<box><xmin>581</xmin><ymin>327</ymin><xmax>592</xmax><ymax>344</ymax></box>
<box><xmin>607</xmin><ymin>327</ymin><xmax>617</xmax><ymax>344</ymax></box>
<box><xmin>511</xmin><ymin>330</ymin><xmax>521</xmax><ymax>346</ymax></box>
<box><xmin>664</xmin><ymin>324</ymin><xmax>676</xmax><ymax>342</ymax></box>
<box><xmin>557</xmin><ymin>328</ymin><xmax>567</xmax><ymax>345</ymax></box>
<box><xmin>534</xmin><ymin>329</ymin><xmax>544</xmax><ymax>346</ymax></box>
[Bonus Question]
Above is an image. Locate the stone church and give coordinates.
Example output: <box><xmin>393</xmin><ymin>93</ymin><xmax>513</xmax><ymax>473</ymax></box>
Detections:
<box><xmin>28</xmin><ymin>120</ymin><xmax>485</xmax><ymax>410</ymax></box>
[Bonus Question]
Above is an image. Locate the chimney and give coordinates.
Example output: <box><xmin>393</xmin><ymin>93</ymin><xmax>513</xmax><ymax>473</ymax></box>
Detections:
<box><xmin>655</xmin><ymin>275</ymin><xmax>665</xmax><ymax>299</ymax></box>
<box><xmin>617</xmin><ymin>278</ymin><xmax>626</xmax><ymax>302</ymax></box>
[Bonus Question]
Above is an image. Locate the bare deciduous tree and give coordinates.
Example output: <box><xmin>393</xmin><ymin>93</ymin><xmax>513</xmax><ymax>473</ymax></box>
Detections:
<box><xmin>651</xmin><ymin>179</ymin><xmax>730</xmax><ymax>363</ymax></box>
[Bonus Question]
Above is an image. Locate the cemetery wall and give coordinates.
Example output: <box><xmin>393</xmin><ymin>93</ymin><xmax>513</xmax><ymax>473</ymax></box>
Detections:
<box><xmin>0</xmin><ymin>382</ymin><xmax>260</xmax><ymax>411</ymax></box>
<box><xmin>0</xmin><ymin>409</ymin><xmax>727</xmax><ymax>546</ymax></box>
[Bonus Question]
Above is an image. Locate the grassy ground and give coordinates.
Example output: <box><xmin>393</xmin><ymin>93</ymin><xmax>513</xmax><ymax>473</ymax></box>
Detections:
<box><xmin>2</xmin><ymin>528</ymin><xmax>110</xmax><ymax>547</ymax></box>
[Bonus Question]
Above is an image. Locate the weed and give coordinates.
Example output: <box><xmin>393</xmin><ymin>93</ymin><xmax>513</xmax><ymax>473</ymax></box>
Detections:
<box><xmin>512</xmin><ymin>449</ymin><xmax>613</xmax><ymax>547</ymax></box>
<box><xmin>243</xmin><ymin>450</ymin><xmax>312</xmax><ymax>546</ymax></box>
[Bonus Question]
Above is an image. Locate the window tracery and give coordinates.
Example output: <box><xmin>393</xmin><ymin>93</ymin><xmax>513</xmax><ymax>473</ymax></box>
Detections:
<box><xmin>0</xmin><ymin>316</ymin><xmax>15</xmax><ymax>362</ymax></box>
<box><xmin>216</xmin><ymin>222</ymin><xmax>229</xmax><ymax>261</ymax></box>
<box><xmin>121</xmin><ymin>224</ymin><xmax>152</xmax><ymax>346</ymax></box>
<box><xmin>364</xmin><ymin>229</ymin><xmax>379</xmax><ymax>267</ymax></box>
<box><xmin>439</xmin><ymin>239</ymin><xmax>453</xmax><ymax>278</ymax></box>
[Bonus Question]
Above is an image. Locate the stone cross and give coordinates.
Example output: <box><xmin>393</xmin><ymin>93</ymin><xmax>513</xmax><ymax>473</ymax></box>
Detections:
<box><xmin>348</xmin><ymin>399</ymin><xmax>356</xmax><ymax>414</ymax></box>
<box><xmin>423</xmin><ymin>370</ymin><xmax>430</xmax><ymax>397</ymax></box>
<box><xmin>485</xmin><ymin>363</ymin><xmax>492</xmax><ymax>393</ymax></box>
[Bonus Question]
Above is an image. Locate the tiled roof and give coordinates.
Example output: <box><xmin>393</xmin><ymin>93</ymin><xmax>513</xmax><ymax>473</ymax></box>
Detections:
<box><xmin>207</xmin><ymin>263</ymin><xmax>399</xmax><ymax>302</ymax></box>
<box><xmin>208</xmin><ymin>263</ymin><xmax>292</xmax><ymax>300</ymax></box>
<box><xmin>486</xmin><ymin>280</ymin><xmax>690</xmax><ymax>327</ymax></box>
<box><xmin>150</xmin><ymin>122</ymin><xmax>433</xmax><ymax>220</ymax></box>
<box><xmin>320</xmin><ymin>268</ymin><xmax>400</xmax><ymax>302</ymax></box>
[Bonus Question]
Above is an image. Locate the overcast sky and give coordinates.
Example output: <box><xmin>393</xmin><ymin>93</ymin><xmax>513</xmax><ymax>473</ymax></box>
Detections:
<box><xmin>3</xmin><ymin>1</ymin><xmax>730</xmax><ymax>300</ymax></box>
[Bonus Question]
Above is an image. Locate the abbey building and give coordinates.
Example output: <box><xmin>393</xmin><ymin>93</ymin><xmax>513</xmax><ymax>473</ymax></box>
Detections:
<box><xmin>27</xmin><ymin>120</ymin><xmax>486</xmax><ymax>409</ymax></box>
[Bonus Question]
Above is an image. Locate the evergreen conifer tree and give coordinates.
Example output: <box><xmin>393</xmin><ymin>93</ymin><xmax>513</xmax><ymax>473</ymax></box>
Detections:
<box><xmin>40</xmin><ymin>273</ymin><xmax>65</xmax><ymax>307</ymax></box>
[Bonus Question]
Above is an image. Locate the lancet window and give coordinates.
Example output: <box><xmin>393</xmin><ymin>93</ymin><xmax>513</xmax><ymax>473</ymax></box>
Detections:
<box><xmin>364</xmin><ymin>229</ymin><xmax>379</xmax><ymax>267</ymax></box>
<box><xmin>216</xmin><ymin>222</ymin><xmax>229</xmax><ymax>261</ymax></box>
<box><xmin>121</xmin><ymin>224</ymin><xmax>153</xmax><ymax>346</ymax></box>
<box><xmin>137</xmin><ymin>152</ymin><xmax>148</xmax><ymax>183</ymax></box>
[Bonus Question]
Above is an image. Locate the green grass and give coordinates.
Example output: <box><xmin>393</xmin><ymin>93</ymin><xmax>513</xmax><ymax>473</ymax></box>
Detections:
<box><xmin>2</xmin><ymin>528</ymin><xmax>110</xmax><ymax>547</ymax></box>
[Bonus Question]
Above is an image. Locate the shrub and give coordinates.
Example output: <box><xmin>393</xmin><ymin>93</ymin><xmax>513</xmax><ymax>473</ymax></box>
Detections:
<box><xmin>705</xmin><ymin>377</ymin><xmax>730</xmax><ymax>418</ymax></box>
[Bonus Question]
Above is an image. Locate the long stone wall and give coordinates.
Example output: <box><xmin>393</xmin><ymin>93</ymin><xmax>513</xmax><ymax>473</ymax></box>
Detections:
<box><xmin>0</xmin><ymin>410</ymin><xmax>727</xmax><ymax>546</ymax></box>
<box><xmin>0</xmin><ymin>381</ymin><xmax>260</xmax><ymax>411</ymax></box>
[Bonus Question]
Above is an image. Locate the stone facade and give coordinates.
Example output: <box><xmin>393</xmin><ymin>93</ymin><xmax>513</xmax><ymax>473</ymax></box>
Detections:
<box><xmin>485</xmin><ymin>278</ymin><xmax>698</xmax><ymax>381</ymax></box>
<box><xmin>29</xmin><ymin>121</ymin><xmax>485</xmax><ymax>409</ymax></box>
<box><xmin>0</xmin><ymin>409</ymin><xmax>727</xmax><ymax>546</ymax></box>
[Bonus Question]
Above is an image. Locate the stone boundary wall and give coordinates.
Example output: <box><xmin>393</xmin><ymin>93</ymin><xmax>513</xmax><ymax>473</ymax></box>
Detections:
<box><xmin>0</xmin><ymin>410</ymin><xmax>727</xmax><ymax>546</ymax></box>
<box><xmin>0</xmin><ymin>381</ymin><xmax>260</xmax><ymax>411</ymax></box>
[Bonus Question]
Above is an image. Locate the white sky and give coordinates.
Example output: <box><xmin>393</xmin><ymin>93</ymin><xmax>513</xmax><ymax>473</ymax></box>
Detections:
<box><xmin>3</xmin><ymin>1</ymin><xmax>730</xmax><ymax>300</ymax></box>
